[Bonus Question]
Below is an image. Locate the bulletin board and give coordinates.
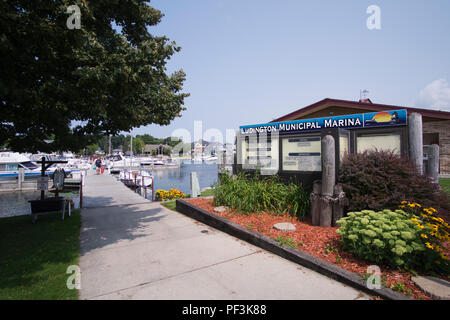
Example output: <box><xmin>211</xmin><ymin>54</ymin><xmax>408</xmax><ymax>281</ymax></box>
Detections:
<box><xmin>282</xmin><ymin>137</ymin><xmax>321</xmax><ymax>172</ymax></box>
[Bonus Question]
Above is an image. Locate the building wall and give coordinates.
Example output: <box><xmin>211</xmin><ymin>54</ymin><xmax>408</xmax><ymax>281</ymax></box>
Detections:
<box><xmin>285</xmin><ymin>104</ymin><xmax>450</xmax><ymax>174</ymax></box>
<box><xmin>423</xmin><ymin>119</ymin><xmax>450</xmax><ymax>174</ymax></box>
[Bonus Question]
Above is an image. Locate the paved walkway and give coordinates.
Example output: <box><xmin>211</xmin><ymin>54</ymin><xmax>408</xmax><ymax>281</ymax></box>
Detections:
<box><xmin>79</xmin><ymin>173</ymin><xmax>371</xmax><ymax>300</ymax></box>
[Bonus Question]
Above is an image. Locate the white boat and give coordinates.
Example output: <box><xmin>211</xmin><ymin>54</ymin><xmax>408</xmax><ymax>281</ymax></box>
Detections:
<box><xmin>204</xmin><ymin>156</ymin><xmax>218</xmax><ymax>162</ymax></box>
<box><xmin>119</xmin><ymin>169</ymin><xmax>153</xmax><ymax>188</ymax></box>
<box><xmin>138</xmin><ymin>157</ymin><xmax>163</xmax><ymax>166</ymax></box>
<box><xmin>0</xmin><ymin>152</ymin><xmax>69</xmax><ymax>180</ymax></box>
<box><xmin>136</xmin><ymin>170</ymin><xmax>153</xmax><ymax>188</ymax></box>
<box><xmin>165</xmin><ymin>158</ymin><xmax>180</xmax><ymax>167</ymax></box>
<box><xmin>107</xmin><ymin>152</ymin><xmax>138</xmax><ymax>171</ymax></box>
<box><xmin>66</xmin><ymin>158</ymin><xmax>91</xmax><ymax>171</ymax></box>
<box><xmin>118</xmin><ymin>169</ymin><xmax>134</xmax><ymax>187</ymax></box>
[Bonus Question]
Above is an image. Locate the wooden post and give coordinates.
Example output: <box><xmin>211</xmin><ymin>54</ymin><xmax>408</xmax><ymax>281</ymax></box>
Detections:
<box><xmin>332</xmin><ymin>184</ymin><xmax>345</xmax><ymax>227</ymax></box>
<box><xmin>151</xmin><ymin>177</ymin><xmax>154</xmax><ymax>201</ymax></box>
<box><xmin>40</xmin><ymin>156</ymin><xmax>46</xmax><ymax>200</ymax></box>
<box><xmin>190</xmin><ymin>172</ymin><xmax>200</xmax><ymax>197</ymax></box>
<box><xmin>311</xmin><ymin>181</ymin><xmax>321</xmax><ymax>226</ymax></box>
<box><xmin>408</xmin><ymin>112</ymin><xmax>423</xmax><ymax>174</ymax></box>
<box><xmin>18</xmin><ymin>167</ymin><xmax>24</xmax><ymax>190</ymax></box>
<box><xmin>429</xmin><ymin>144</ymin><xmax>439</xmax><ymax>183</ymax></box>
<box><xmin>320</xmin><ymin>135</ymin><xmax>335</xmax><ymax>227</ymax></box>
<box><xmin>79</xmin><ymin>174</ymin><xmax>83</xmax><ymax>209</ymax></box>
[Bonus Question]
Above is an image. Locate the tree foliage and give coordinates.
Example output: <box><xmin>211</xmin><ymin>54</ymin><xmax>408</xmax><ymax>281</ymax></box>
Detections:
<box><xmin>0</xmin><ymin>0</ymin><xmax>189</xmax><ymax>153</ymax></box>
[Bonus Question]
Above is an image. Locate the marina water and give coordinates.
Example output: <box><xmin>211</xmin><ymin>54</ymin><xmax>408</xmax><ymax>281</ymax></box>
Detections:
<box><xmin>118</xmin><ymin>161</ymin><xmax>218</xmax><ymax>200</ymax></box>
<box><xmin>0</xmin><ymin>161</ymin><xmax>218</xmax><ymax>218</ymax></box>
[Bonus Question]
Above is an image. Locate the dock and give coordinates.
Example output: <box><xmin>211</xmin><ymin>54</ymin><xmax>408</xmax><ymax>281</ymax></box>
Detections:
<box><xmin>79</xmin><ymin>172</ymin><xmax>370</xmax><ymax>300</ymax></box>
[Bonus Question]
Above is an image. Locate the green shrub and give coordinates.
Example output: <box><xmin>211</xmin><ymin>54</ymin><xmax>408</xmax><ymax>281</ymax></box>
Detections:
<box><xmin>336</xmin><ymin>209</ymin><xmax>449</xmax><ymax>274</ymax></box>
<box><xmin>212</xmin><ymin>172</ymin><xmax>309</xmax><ymax>218</ymax></box>
<box><xmin>339</xmin><ymin>150</ymin><xmax>449</xmax><ymax>212</ymax></box>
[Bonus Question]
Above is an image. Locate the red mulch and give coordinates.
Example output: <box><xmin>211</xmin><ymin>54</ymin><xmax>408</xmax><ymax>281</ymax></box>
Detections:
<box><xmin>186</xmin><ymin>198</ymin><xmax>450</xmax><ymax>300</ymax></box>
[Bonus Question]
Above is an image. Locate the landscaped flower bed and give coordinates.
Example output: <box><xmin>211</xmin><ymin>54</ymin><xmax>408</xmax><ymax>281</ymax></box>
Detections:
<box><xmin>185</xmin><ymin>197</ymin><xmax>450</xmax><ymax>300</ymax></box>
<box><xmin>155</xmin><ymin>188</ymin><xmax>186</xmax><ymax>201</ymax></box>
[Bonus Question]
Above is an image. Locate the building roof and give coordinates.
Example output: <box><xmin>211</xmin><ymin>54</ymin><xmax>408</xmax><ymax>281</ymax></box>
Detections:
<box><xmin>271</xmin><ymin>98</ymin><xmax>450</xmax><ymax>122</ymax></box>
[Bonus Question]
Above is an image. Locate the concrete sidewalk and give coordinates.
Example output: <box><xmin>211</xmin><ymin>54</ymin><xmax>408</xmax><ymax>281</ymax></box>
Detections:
<box><xmin>79</xmin><ymin>174</ymin><xmax>371</xmax><ymax>300</ymax></box>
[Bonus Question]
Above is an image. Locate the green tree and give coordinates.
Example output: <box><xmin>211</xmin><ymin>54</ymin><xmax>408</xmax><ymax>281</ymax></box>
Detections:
<box><xmin>133</xmin><ymin>137</ymin><xmax>145</xmax><ymax>155</ymax></box>
<box><xmin>1</xmin><ymin>1</ymin><xmax>189</xmax><ymax>153</ymax></box>
<box><xmin>86</xmin><ymin>143</ymin><xmax>99</xmax><ymax>155</ymax></box>
<box><xmin>122</xmin><ymin>136</ymin><xmax>144</xmax><ymax>154</ymax></box>
<box><xmin>111</xmin><ymin>134</ymin><xmax>127</xmax><ymax>150</ymax></box>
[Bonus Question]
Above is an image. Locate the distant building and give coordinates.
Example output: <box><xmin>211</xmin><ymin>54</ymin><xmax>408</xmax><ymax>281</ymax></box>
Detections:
<box><xmin>144</xmin><ymin>144</ymin><xmax>170</xmax><ymax>155</ymax></box>
<box><xmin>191</xmin><ymin>139</ymin><xmax>209</xmax><ymax>155</ymax></box>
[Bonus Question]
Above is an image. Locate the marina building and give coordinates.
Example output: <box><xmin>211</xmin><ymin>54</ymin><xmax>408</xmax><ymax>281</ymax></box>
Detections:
<box><xmin>271</xmin><ymin>98</ymin><xmax>450</xmax><ymax>174</ymax></box>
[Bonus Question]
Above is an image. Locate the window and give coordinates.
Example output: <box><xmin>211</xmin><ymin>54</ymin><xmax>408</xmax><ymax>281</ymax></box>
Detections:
<box><xmin>282</xmin><ymin>136</ymin><xmax>321</xmax><ymax>171</ymax></box>
<box><xmin>19</xmin><ymin>161</ymin><xmax>39</xmax><ymax>170</ymax></box>
<box><xmin>4</xmin><ymin>163</ymin><xmax>18</xmax><ymax>171</ymax></box>
<box><xmin>339</xmin><ymin>134</ymin><xmax>349</xmax><ymax>161</ymax></box>
<box><xmin>423</xmin><ymin>133</ymin><xmax>439</xmax><ymax>145</ymax></box>
<box><xmin>357</xmin><ymin>133</ymin><xmax>401</xmax><ymax>154</ymax></box>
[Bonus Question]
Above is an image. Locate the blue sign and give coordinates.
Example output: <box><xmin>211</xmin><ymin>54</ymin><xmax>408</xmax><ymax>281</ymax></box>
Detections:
<box><xmin>240</xmin><ymin>110</ymin><xmax>407</xmax><ymax>135</ymax></box>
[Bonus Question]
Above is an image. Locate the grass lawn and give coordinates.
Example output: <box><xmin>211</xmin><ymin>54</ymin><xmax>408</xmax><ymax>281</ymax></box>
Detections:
<box><xmin>0</xmin><ymin>210</ymin><xmax>81</xmax><ymax>300</ymax></box>
<box><xmin>200</xmin><ymin>188</ymin><xmax>215</xmax><ymax>197</ymax></box>
<box><xmin>161</xmin><ymin>201</ymin><xmax>176</xmax><ymax>211</ymax></box>
<box><xmin>439</xmin><ymin>178</ymin><xmax>450</xmax><ymax>196</ymax></box>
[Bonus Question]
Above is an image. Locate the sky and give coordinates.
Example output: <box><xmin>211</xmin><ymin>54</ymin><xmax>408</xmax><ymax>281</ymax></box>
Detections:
<box><xmin>129</xmin><ymin>0</ymin><xmax>450</xmax><ymax>142</ymax></box>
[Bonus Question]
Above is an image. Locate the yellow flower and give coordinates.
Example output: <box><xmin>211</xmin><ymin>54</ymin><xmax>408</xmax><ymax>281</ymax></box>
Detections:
<box><xmin>421</xmin><ymin>234</ymin><xmax>428</xmax><ymax>239</ymax></box>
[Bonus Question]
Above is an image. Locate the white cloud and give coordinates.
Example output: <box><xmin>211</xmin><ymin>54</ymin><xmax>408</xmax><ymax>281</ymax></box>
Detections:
<box><xmin>415</xmin><ymin>78</ymin><xmax>450</xmax><ymax>111</ymax></box>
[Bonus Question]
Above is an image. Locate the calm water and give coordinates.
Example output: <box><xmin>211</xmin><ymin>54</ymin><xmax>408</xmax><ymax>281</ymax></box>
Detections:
<box><xmin>0</xmin><ymin>190</ymin><xmax>80</xmax><ymax>218</ymax></box>
<box><xmin>133</xmin><ymin>161</ymin><xmax>218</xmax><ymax>198</ymax></box>
<box><xmin>0</xmin><ymin>162</ymin><xmax>218</xmax><ymax>218</ymax></box>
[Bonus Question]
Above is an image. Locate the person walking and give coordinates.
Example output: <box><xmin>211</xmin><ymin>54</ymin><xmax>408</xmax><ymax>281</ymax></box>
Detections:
<box><xmin>95</xmin><ymin>158</ymin><xmax>102</xmax><ymax>175</ymax></box>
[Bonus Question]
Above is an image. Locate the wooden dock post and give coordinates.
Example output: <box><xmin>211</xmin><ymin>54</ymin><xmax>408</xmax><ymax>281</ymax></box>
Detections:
<box><xmin>151</xmin><ymin>177</ymin><xmax>154</xmax><ymax>201</ymax></box>
<box><xmin>18</xmin><ymin>167</ymin><xmax>24</xmax><ymax>190</ymax></box>
<box><xmin>408</xmin><ymin>112</ymin><xmax>423</xmax><ymax>174</ymax></box>
<box><xmin>429</xmin><ymin>144</ymin><xmax>440</xmax><ymax>183</ymax></box>
<box><xmin>310</xmin><ymin>181</ymin><xmax>321</xmax><ymax>226</ymax></box>
<box><xmin>80</xmin><ymin>173</ymin><xmax>83</xmax><ymax>208</ymax></box>
<box><xmin>332</xmin><ymin>184</ymin><xmax>346</xmax><ymax>227</ymax></box>
<box><xmin>320</xmin><ymin>135</ymin><xmax>335</xmax><ymax>227</ymax></box>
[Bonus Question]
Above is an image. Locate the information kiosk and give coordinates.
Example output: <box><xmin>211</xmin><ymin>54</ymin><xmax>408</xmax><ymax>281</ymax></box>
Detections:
<box><xmin>236</xmin><ymin>110</ymin><xmax>409</xmax><ymax>190</ymax></box>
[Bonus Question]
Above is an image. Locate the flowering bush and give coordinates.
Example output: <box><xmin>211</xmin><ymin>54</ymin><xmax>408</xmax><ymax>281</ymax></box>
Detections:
<box><xmin>399</xmin><ymin>201</ymin><xmax>449</xmax><ymax>272</ymax></box>
<box><xmin>336</xmin><ymin>208</ymin><xmax>449</xmax><ymax>274</ymax></box>
<box><xmin>339</xmin><ymin>150</ymin><xmax>449</xmax><ymax>211</ymax></box>
<box><xmin>155</xmin><ymin>188</ymin><xmax>186</xmax><ymax>201</ymax></box>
